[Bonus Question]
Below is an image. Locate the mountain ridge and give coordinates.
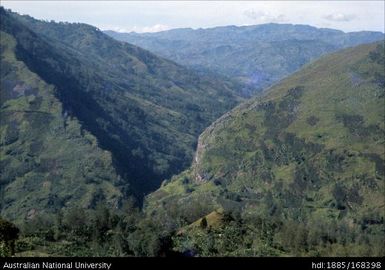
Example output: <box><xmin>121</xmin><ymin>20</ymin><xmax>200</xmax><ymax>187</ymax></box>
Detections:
<box><xmin>106</xmin><ymin>23</ymin><xmax>384</xmax><ymax>94</ymax></box>
<box><xmin>109</xmin><ymin>23</ymin><xmax>383</xmax><ymax>36</ymax></box>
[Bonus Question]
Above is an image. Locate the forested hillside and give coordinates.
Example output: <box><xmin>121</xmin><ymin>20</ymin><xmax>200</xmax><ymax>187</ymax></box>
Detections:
<box><xmin>0</xmin><ymin>7</ymin><xmax>383</xmax><ymax>258</ymax></box>
<box><xmin>145</xmin><ymin>41</ymin><xmax>385</xmax><ymax>256</ymax></box>
<box><xmin>0</xmin><ymin>8</ymin><xmax>243</xmax><ymax>214</ymax></box>
<box><xmin>0</xmin><ymin>13</ymin><xmax>126</xmax><ymax>222</ymax></box>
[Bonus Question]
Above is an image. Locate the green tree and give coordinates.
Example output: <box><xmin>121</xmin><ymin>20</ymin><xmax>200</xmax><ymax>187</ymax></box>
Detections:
<box><xmin>200</xmin><ymin>217</ymin><xmax>208</xmax><ymax>229</ymax></box>
<box><xmin>0</xmin><ymin>217</ymin><xmax>19</xmax><ymax>256</ymax></box>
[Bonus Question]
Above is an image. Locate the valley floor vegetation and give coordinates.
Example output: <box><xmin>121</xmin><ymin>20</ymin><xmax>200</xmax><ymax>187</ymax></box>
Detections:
<box><xmin>1</xmin><ymin>199</ymin><xmax>383</xmax><ymax>257</ymax></box>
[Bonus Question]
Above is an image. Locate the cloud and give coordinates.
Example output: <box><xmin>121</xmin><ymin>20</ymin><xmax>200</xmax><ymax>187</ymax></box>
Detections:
<box><xmin>108</xmin><ymin>24</ymin><xmax>171</xmax><ymax>33</ymax></box>
<box><xmin>141</xmin><ymin>24</ymin><xmax>171</xmax><ymax>33</ymax></box>
<box><xmin>244</xmin><ymin>10</ymin><xmax>287</xmax><ymax>23</ymax></box>
<box><xmin>109</xmin><ymin>27</ymin><xmax>134</xmax><ymax>33</ymax></box>
<box><xmin>323</xmin><ymin>13</ymin><xmax>357</xmax><ymax>22</ymax></box>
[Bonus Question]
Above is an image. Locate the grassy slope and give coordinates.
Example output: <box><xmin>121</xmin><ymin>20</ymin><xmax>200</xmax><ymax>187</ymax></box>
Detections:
<box><xmin>145</xmin><ymin>42</ymin><xmax>385</xmax><ymax>256</ymax></box>
<box><xmin>0</xmin><ymin>8</ymin><xmax>243</xmax><ymax>205</ymax></box>
<box><xmin>0</xmin><ymin>31</ymin><xmax>123</xmax><ymax>223</ymax></box>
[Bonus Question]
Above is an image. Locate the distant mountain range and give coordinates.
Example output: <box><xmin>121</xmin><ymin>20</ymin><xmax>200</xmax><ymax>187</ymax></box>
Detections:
<box><xmin>106</xmin><ymin>24</ymin><xmax>384</xmax><ymax>95</ymax></box>
<box><xmin>0</xmin><ymin>8</ymin><xmax>243</xmax><ymax>220</ymax></box>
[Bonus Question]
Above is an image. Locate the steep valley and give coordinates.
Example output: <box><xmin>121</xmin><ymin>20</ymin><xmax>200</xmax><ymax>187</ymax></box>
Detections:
<box><xmin>0</xmin><ymin>7</ymin><xmax>384</xmax><ymax>257</ymax></box>
<box><xmin>0</xmin><ymin>7</ymin><xmax>243</xmax><ymax>221</ymax></box>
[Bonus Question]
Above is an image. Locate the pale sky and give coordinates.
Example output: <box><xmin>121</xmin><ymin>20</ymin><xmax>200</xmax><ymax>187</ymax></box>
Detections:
<box><xmin>1</xmin><ymin>1</ymin><xmax>384</xmax><ymax>33</ymax></box>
